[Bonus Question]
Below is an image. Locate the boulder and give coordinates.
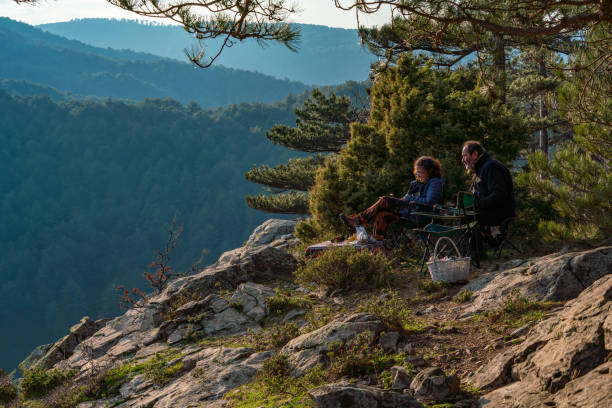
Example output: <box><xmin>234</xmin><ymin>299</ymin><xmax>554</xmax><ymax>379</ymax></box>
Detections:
<box><xmin>379</xmin><ymin>331</ymin><xmax>399</xmax><ymax>352</ymax></box>
<box><xmin>155</xmin><ymin>245</ymin><xmax>297</xmax><ymax>310</ymax></box>
<box><xmin>229</xmin><ymin>281</ymin><xmax>276</xmax><ymax>322</ymax></box>
<box><xmin>461</xmin><ymin>246</ymin><xmax>612</xmax><ymax>316</ymax></box>
<box><xmin>242</xmin><ymin>218</ymin><xmax>298</xmax><ymax>250</ymax></box>
<box><xmin>410</xmin><ymin>367</ymin><xmax>460</xmax><ymax>401</ymax></box>
<box><xmin>309</xmin><ymin>381</ymin><xmax>424</xmax><ymax>408</ymax></box>
<box><xmin>475</xmin><ymin>274</ymin><xmax>612</xmax><ymax>407</ymax></box>
<box><xmin>18</xmin><ymin>343</ymin><xmax>52</xmax><ymax>375</ymax></box>
<box><xmin>281</xmin><ymin>314</ymin><xmax>387</xmax><ymax>376</ymax></box>
<box><xmin>390</xmin><ymin>365</ymin><xmax>412</xmax><ymax>391</ymax></box>
<box><xmin>29</xmin><ymin>317</ymin><xmax>103</xmax><ymax>370</ymax></box>
<box><xmin>553</xmin><ymin>360</ymin><xmax>612</xmax><ymax>408</ymax></box>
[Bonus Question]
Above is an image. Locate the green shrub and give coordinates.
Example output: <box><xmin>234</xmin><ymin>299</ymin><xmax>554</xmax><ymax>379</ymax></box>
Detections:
<box><xmin>249</xmin><ymin>322</ymin><xmax>301</xmax><ymax>350</ymax></box>
<box><xmin>20</xmin><ymin>367</ymin><xmax>75</xmax><ymax>399</ymax></box>
<box><xmin>483</xmin><ymin>289</ymin><xmax>561</xmax><ymax>328</ymax></box>
<box><xmin>295</xmin><ymin>246</ymin><xmax>393</xmax><ymax>291</ymax></box>
<box><xmin>417</xmin><ymin>278</ymin><xmax>450</xmax><ymax>294</ymax></box>
<box><xmin>266</xmin><ymin>292</ymin><xmax>311</xmax><ymax>316</ymax></box>
<box><xmin>228</xmin><ymin>302</ymin><xmax>244</xmax><ymax>312</ymax></box>
<box><xmin>0</xmin><ymin>369</ymin><xmax>16</xmax><ymax>403</ymax></box>
<box><xmin>454</xmin><ymin>289</ymin><xmax>473</xmax><ymax>303</ymax></box>
<box><xmin>325</xmin><ymin>332</ymin><xmax>404</xmax><ymax>381</ymax></box>
<box><xmin>358</xmin><ymin>289</ymin><xmax>424</xmax><ymax>332</ymax></box>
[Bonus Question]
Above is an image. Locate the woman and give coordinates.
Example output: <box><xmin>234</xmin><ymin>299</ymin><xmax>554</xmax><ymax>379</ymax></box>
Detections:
<box><xmin>340</xmin><ymin>156</ymin><xmax>445</xmax><ymax>240</ymax></box>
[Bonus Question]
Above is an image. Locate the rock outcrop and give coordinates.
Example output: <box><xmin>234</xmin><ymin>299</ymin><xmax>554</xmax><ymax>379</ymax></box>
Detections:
<box><xmin>472</xmin><ymin>274</ymin><xmax>612</xmax><ymax>407</ymax></box>
<box><xmin>309</xmin><ymin>381</ymin><xmax>424</xmax><ymax>408</ymax></box>
<box><xmin>460</xmin><ymin>246</ymin><xmax>611</xmax><ymax>316</ymax></box>
<box><xmin>281</xmin><ymin>313</ymin><xmax>388</xmax><ymax>376</ymax></box>
<box><xmin>15</xmin><ymin>217</ymin><xmax>612</xmax><ymax>408</ymax></box>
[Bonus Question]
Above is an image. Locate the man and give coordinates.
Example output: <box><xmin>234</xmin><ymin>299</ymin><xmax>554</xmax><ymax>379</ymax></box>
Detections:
<box><xmin>461</xmin><ymin>141</ymin><xmax>515</xmax><ymax>227</ymax></box>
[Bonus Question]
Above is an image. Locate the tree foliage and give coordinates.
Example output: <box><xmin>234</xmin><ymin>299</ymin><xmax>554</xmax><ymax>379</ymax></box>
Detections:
<box><xmin>266</xmin><ymin>89</ymin><xmax>368</xmax><ymax>153</ymax></box>
<box><xmin>519</xmin><ymin>22</ymin><xmax>612</xmax><ymax>244</ymax></box>
<box><xmin>245</xmin><ymin>156</ymin><xmax>327</xmax><ymax>191</ymax></box>
<box><xmin>245</xmin><ymin>88</ymin><xmax>369</xmax><ymax>214</ymax></box>
<box><xmin>298</xmin><ymin>56</ymin><xmax>529</xmax><ymax>239</ymax></box>
<box><xmin>356</xmin><ymin>0</ymin><xmax>606</xmax><ymax>102</ymax></box>
<box><xmin>245</xmin><ymin>191</ymin><xmax>310</xmax><ymax>214</ymax></box>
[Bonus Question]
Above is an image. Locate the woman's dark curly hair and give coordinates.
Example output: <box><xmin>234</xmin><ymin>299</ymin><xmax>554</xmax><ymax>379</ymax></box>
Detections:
<box><xmin>413</xmin><ymin>156</ymin><xmax>443</xmax><ymax>178</ymax></box>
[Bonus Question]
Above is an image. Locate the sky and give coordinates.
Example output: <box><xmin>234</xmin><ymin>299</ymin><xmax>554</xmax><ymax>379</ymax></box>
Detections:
<box><xmin>0</xmin><ymin>0</ymin><xmax>391</xmax><ymax>28</ymax></box>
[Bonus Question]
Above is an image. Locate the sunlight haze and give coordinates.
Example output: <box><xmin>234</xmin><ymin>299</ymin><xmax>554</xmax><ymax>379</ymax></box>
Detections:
<box><xmin>0</xmin><ymin>0</ymin><xmax>391</xmax><ymax>28</ymax></box>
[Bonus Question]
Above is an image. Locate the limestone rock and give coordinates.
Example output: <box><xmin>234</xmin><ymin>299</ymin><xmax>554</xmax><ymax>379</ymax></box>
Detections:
<box><xmin>379</xmin><ymin>331</ymin><xmax>399</xmax><ymax>352</ymax></box>
<box><xmin>229</xmin><ymin>281</ymin><xmax>276</xmax><ymax>322</ymax></box>
<box><xmin>390</xmin><ymin>365</ymin><xmax>412</xmax><ymax>391</ymax></box>
<box><xmin>119</xmin><ymin>374</ymin><xmax>153</xmax><ymax>399</ymax></box>
<box><xmin>18</xmin><ymin>343</ymin><xmax>52</xmax><ymax>375</ymax></box>
<box><xmin>281</xmin><ymin>314</ymin><xmax>387</xmax><ymax>376</ymax></box>
<box><xmin>475</xmin><ymin>274</ymin><xmax>612</xmax><ymax>407</ymax></box>
<box><xmin>201</xmin><ymin>306</ymin><xmax>259</xmax><ymax>336</ymax></box>
<box><xmin>553</xmin><ymin>360</ymin><xmax>612</xmax><ymax>408</ymax></box>
<box><xmin>122</xmin><ymin>347</ymin><xmax>273</xmax><ymax>408</ymax></box>
<box><xmin>410</xmin><ymin>367</ymin><xmax>460</xmax><ymax>401</ymax></box>
<box><xmin>242</xmin><ymin>218</ymin><xmax>297</xmax><ymax>250</ymax></box>
<box><xmin>31</xmin><ymin>317</ymin><xmax>103</xmax><ymax>370</ymax></box>
<box><xmin>478</xmin><ymin>379</ymin><xmax>555</xmax><ymax>407</ymax></box>
<box><xmin>157</xmin><ymin>245</ymin><xmax>297</xmax><ymax>309</ymax></box>
<box><xmin>461</xmin><ymin>247</ymin><xmax>611</xmax><ymax>316</ymax></box>
<box><xmin>309</xmin><ymin>381</ymin><xmax>424</xmax><ymax>408</ymax></box>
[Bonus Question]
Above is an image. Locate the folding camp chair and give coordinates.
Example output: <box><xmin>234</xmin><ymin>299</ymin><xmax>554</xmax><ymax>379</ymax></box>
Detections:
<box><xmin>489</xmin><ymin>217</ymin><xmax>522</xmax><ymax>258</ymax></box>
<box><xmin>419</xmin><ymin>192</ymin><xmax>481</xmax><ymax>272</ymax></box>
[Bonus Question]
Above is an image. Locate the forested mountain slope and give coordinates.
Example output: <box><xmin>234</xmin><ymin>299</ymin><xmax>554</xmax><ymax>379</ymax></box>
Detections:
<box><xmin>0</xmin><ymin>18</ymin><xmax>309</xmax><ymax>107</ymax></box>
<box><xmin>0</xmin><ymin>90</ymin><xmax>299</xmax><ymax>371</ymax></box>
<box><xmin>38</xmin><ymin>19</ymin><xmax>376</xmax><ymax>85</ymax></box>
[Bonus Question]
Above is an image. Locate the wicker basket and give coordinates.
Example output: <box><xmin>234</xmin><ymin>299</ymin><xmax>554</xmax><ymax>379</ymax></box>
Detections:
<box><xmin>426</xmin><ymin>237</ymin><xmax>470</xmax><ymax>282</ymax></box>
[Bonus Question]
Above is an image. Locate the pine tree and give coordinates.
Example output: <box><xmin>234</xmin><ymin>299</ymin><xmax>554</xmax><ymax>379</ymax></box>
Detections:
<box><xmin>519</xmin><ymin>23</ymin><xmax>612</xmax><ymax>244</ymax></box>
<box><xmin>297</xmin><ymin>56</ymin><xmax>529</xmax><ymax>240</ymax></box>
<box><xmin>507</xmin><ymin>47</ymin><xmax>572</xmax><ymax>153</ymax></box>
<box><xmin>357</xmin><ymin>1</ymin><xmax>601</xmax><ymax>104</ymax></box>
<box><xmin>245</xmin><ymin>89</ymin><xmax>368</xmax><ymax>214</ymax></box>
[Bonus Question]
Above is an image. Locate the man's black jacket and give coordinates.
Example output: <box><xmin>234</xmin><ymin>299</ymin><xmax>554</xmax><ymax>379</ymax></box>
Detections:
<box><xmin>471</xmin><ymin>152</ymin><xmax>515</xmax><ymax>226</ymax></box>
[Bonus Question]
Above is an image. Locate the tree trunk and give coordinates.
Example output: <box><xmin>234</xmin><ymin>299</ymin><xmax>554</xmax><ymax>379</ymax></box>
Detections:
<box><xmin>492</xmin><ymin>34</ymin><xmax>507</xmax><ymax>103</ymax></box>
<box><xmin>538</xmin><ymin>55</ymin><xmax>549</xmax><ymax>153</ymax></box>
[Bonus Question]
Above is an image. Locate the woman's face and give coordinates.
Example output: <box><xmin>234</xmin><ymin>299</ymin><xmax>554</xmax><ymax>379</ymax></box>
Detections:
<box><xmin>415</xmin><ymin>166</ymin><xmax>429</xmax><ymax>183</ymax></box>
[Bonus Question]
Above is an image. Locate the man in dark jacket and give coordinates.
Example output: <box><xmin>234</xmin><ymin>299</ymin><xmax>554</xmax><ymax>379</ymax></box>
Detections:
<box><xmin>461</xmin><ymin>141</ymin><xmax>515</xmax><ymax>226</ymax></box>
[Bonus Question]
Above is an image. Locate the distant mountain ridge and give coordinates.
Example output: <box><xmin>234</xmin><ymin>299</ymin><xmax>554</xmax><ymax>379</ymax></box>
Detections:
<box><xmin>38</xmin><ymin>18</ymin><xmax>377</xmax><ymax>85</ymax></box>
<box><xmin>0</xmin><ymin>17</ymin><xmax>310</xmax><ymax>108</ymax></box>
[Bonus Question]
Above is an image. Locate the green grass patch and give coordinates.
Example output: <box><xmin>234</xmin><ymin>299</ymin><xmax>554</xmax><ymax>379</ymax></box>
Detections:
<box><xmin>304</xmin><ymin>304</ymin><xmax>339</xmax><ymax>331</ymax></box>
<box><xmin>229</xmin><ymin>302</ymin><xmax>244</xmax><ymax>312</ymax></box>
<box><xmin>454</xmin><ymin>289</ymin><xmax>472</xmax><ymax>303</ymax></box>
<box><xmin>417</xmin><ymin>278</ymin><xmax>451</xmax><ymax>297</ymax></box>
<box><xmin>295</xmin><ymin>247</ymin><xmax>394</xmax><ymax>291</ymax></box>
<box><xmin>248</xmin><ymin>322</ymin><xmax>301</xmax><ymax>350</ymax></box>
<box><xmin>266</xmin><ymin>291</ymin><xmax>312</xmax><ymax>316</ymax></box>
<box><xmin>358</xmin><ymin>290</ymin><xmax>424</xmax><ymax>332</ymax></box>
<box><xmin>482</xmin><ymin>290</ymin><xmax>561</xmax><ymax>329</ymax></box>
<box><xmin>226</xmin><ymin>355</ymin><xmax>323</xmax><ymax>408</ymax></box>
<box><xmin>102</xmin><ymin>348</ymin><xmax>184</xmax><ymax>396</ymax></box>
<box><xmin>19</xmin><ymin>367</ymin><xmax>75</xmax><ymax>399</ymax></box>
<box><xmin>227</xmin><ymin>332</ymin><xmax>411</xmax><ymax>407</ymax></box>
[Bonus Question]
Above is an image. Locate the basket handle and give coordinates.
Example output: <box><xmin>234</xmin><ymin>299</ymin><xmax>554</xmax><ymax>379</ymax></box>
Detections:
<box><xmin>432</xmin><ymin>237</ymin><xmax>461</xmax><ymax>261</ymax></box>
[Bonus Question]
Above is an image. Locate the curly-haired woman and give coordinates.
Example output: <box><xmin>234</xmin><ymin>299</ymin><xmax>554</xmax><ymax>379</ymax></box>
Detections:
<box><xmin>340</xmin><ymin>156</ymin><xmax>445</xmax><ymax>240</ymax></box>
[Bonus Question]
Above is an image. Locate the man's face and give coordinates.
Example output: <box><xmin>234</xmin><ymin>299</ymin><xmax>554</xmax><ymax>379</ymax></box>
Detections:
<box><xmin>461</xmin><ymin>146</ymin><xmax>479</xmax><ymax>170</ymax></box>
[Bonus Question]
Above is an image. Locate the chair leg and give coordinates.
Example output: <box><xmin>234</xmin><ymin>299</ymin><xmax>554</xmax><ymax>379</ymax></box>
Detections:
<box><xmin>419</xmin><ymin>246</ymin><xmax>429</xmax><ymax>275</ymax></box>
<box><xmin>508</xmin><ymin>240</ymin><xmax>522</xmax><ymax>254</ymax></box>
